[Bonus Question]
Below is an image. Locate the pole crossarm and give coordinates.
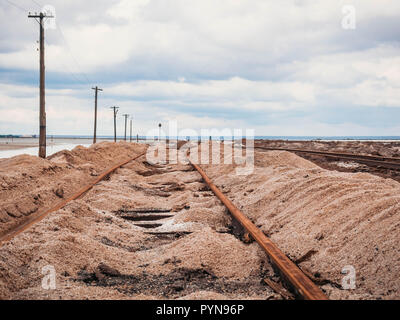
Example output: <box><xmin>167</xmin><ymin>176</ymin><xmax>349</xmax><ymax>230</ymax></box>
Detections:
<box><xmin>28</xmin><ymin>14</ymin><xmax>54</xmax><ymax>18</ymax></box>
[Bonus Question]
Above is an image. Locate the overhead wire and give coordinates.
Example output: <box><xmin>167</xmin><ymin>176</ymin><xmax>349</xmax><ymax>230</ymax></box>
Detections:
<box><xmin>30</xmin><ymin>0</ymin><xmax>42</xmax><ymax>9</ymax></box>
<box><xmin>3</xmin><ymin>0</ymin><xmax>91</xmax><ymax>86</ymax></box>
<box><xmin>4</xmin><ymin>0</ymin><xmax>28</xmax><ymax>13</ymax></box>
<box><xmin>28</xmin><ymin>0</ymin><xmax>93</xmax><ymax>85</ymax></box>
<box><xmin>56</xmin><ymin>23</ymin><xmax>92</xmax><ymax>85</ymax></box>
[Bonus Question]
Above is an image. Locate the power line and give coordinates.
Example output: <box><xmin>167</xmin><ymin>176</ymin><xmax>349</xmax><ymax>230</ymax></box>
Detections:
<box><xmin>30</xmin><ymin>0</ymin><xmax>42</xmax><ymax>9</ymax></box>
<box><xmin>4</xmin><ymin>0</ymin><xmax>88</xmax><ymax>86</ymax></box>
<box><xmin>57</xmin><ymin>23</ymin><xmax>92</xmax><ymax>84</ymax></box>
<box><xmin>4</xmin><ymin>0</ymin><xmax>28</xmax><ymax>13</ymax></box>
<box><xmin>43</xmin><ymin>37</ymin><xmax>88</xmax><ymax>85</ymax></box>
<box><xmin>28</xmin><ymin>0</ymin><xmax>92</xmax><ymax>85</ymax></box>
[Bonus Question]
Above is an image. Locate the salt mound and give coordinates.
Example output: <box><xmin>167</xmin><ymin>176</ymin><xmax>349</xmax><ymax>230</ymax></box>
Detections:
<box><xmin>173</xmin><ymin>206</ymin><xmax>231</xmax><ymax>230</ymax></box>
<box><xmin>3</xmin><ymin>142</ymin><xmax>398</xmax><ymax>300</ymax></box>
<box><xmin>139</xmin><ymin>228</ymin><xmax>263</xmax><ymax>280</ymax></box>
<box><xmin>0</xmin><ymin>142</ymin><xmax>146</xmax><ymax>236</ymax></box>
<box><xmin>0</xmin><ymin>200</ymin><xmax>148</xmax><ymax>299</ymax></box>
<box><xmin>49</xmin><ymin>142</ymin><xmax>146</xmax><ymax>168</ymax></box>
<box><xmin>202</xmin><ymin>149</ymin><xmax>400</xmax><ymax>299</ymax></box>
<box><xmin>254</xmin><ymin>150</ymin><xmax>318</xmax><ymax>169</ymax></box>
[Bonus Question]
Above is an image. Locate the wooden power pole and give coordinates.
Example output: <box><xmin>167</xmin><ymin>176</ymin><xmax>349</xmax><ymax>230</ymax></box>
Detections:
<box><xmin>28</xmin><ymin>12</ymin><xmax>54</xmax><ymax>158</ymax></box>
<box><xmin>122</xmin><ymin>114</ymin><xmax>129</xmax><ymax>141</ymax></box>
<box><xmin>130</xmin><ymin>117</ymin><xmax>133</xmax><ymax>142</ymax></box>
<box><xmin>110</xmin><ymin>107</ymin><xmax>119</xmax><ymax>142</ymax></box>
<box><xmin>92</xmin><ymin>86</ymin><xmax>103</xmax><ymax>144</ymax></box>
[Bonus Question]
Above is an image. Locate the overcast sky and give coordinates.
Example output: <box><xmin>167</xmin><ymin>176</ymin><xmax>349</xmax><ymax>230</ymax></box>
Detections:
<box><xmin>1</xmin><ymin>0</ymin><xmax>400</xmax><ymax>137</ymax></box>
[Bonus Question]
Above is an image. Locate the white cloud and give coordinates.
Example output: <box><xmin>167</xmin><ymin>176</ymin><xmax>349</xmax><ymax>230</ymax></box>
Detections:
<box><xmin>1</xmin><ymin>0</ymin><xmax>400</xmax><ymax>136</ymax></box>
<box><xmin>108</xmin><ymin>77</ymin><xmax>316</xmax><ymax>107</ymax></box>
<box><xmin>1</xmin><ymin>0</ymin><xmax>398</xmax><ymax>74</ymax></box>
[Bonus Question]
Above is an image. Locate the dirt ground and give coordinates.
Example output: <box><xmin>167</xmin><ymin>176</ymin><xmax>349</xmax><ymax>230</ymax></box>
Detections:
<box><xmin>256</xmin><ymin>140</ymin><xmax>400</xmax><ymax>158</ymax></box>
<box><xmin>0</xmin><ymin>141</ymin><xmax>399</xmax><ymax>300</ymax></box>
<box><xmin>256</xmin><ymin>140</ymin><xmax>400</xmax><ymax>184</ymax></box>
<box><xmin>0</xmin><ymin>142</ymin><xmax>147</xmax><ymax>236</ymax></box>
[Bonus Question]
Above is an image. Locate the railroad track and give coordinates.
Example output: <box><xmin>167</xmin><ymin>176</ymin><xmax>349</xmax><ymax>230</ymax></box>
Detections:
<box><xmin>254</xmin><ymin>145</ymin><xmax>400</xmax><ymax>170</ymax></box>
<box><xmin>0</xmin><ymin>152</ymin><xmax>147</xmax><ymax>244</ymax></box>
<box><xmin>0</xmin><ymin>145</ymin><xmax>328</xmax><ymax>300</ymax></box>
<box><xmin>190</xmin><ymin>161</ymin><xmax>327</xmax><ymax>300</ymax></box>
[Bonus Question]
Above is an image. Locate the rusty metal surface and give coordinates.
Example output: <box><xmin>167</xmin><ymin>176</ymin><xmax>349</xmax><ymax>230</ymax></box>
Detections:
<box><xmin>0</xmin><ymin>152</ymin><xmax>146</xmax><ymax>246</ymax></box>
<box><xmin>189</xmin><ymin>161</ymin><xmax>328</xmax><ymax>300</ymax></box>
<box><xmin>254</xmin><ymin>146</ymin><xmax>400</xmax><ymax>170</ymax></box>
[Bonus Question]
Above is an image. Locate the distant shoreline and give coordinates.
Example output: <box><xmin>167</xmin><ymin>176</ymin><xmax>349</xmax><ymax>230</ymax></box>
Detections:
<box><xmin>0</xmin><ymin>143</ymin><xmax>38</xmax><ymax>151</ymax></box>
<box><xmin>2</xmin><ymin>136</ymin><xmax>400</xmax><ymax>152</ymax></box>
<box><xmin>2</xmin><ymin>136</ymin><xmax>400</xmax><ymax>142</ymax></box>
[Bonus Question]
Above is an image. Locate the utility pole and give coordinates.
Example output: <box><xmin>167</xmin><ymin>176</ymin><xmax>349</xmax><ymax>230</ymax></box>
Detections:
<box><xmin>158</xmin><ymin>123</ymin><xmax>162</xmax><ymax>141</ymax></box>
<box><xmin>28</xmin><ymin>12</ymin><xmax>54</xmax><ymax>158</ymax></box>
<box><xmin>123</xmin><ymin>114</ymin><xmax>129</xmax><ymax>141</ymax></box>
<box><xmin>92</xmin><ymin>86</ymin><xmax>103</xmax><ymax>144</ymax></box>
<box><xmin>110</xmin><ymin>107</ymin><xmax>119</xmax><ymax>142</ymax></box>
<box><xmin>130</xmin><ymin>117</ymin><xmax>133</xmax><ymax>142</ymax></box>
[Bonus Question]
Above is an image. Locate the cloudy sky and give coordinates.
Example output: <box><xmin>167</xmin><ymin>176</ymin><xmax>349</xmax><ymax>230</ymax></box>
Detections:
<box><xmin>1</xmin><ymin>0</ymin><xmax>400</xmax><ymax>137</ymax></box>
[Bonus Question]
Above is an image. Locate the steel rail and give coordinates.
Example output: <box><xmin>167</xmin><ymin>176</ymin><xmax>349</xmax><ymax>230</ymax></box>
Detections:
<box><xmin>254</xmin><ymin>146</ymin><xmax>400</xmax><ymax>169</ymax></box>
<box><xmin>189</xmin><ymin>161</ymin><xmax>328</xmax><ymax>300</ymax></box>
<box><xmin>0</xmin><ymin>152</ymin><xmax>146</xmax><ymax>246</ymax></box>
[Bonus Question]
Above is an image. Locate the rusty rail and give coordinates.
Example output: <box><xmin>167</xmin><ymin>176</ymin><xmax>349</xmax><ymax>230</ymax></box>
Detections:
<box><xmin>0</xmin><ymin>152</ymin><xmax>146</xmax><ymax>246</ymax></box>
<box><xmin>254</xmin><ymin>146</ymin><xmax>400</xmax><ymax>170</ymax></box>
<box><xmin>190</xmin><ymin>161</ymin><xmax>328</xmax><ymax>300</ymax></box>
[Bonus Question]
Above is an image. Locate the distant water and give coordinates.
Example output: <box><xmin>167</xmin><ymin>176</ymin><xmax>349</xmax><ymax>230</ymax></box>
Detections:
<box><xmin>4</xmin><ymin>135</ymin><xmax>400</xmax><ymax>141</ymax></box>
<box><xmin>0</xmin><ymin>143</ymin><xmax>91</xmax><ymax>159</ymax></box>
<box><xmin>174</xmin><ymin>136</ymin><xmax>400</xmax><ymax>141</ymax></box>
<box><xmin>1</xmin><ymin>135</ymin><xmax>400</xmax><ymax>159</ymax></box>
<box><xmin>255</xmin><ymin>136</ymin><xmax>400</xmax><ymax>141</ymax></box>
<box><xmin>49</xmin><ymin>135</ymin><xmax>400</xmax><ymax>140</ymax></box>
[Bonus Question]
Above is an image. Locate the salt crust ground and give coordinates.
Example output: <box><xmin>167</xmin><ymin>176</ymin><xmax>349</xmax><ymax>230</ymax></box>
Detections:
<box><xmin>201</xmin><ymin>147</ymin><xmax>400</xmax><ymax>300</ymax></box>
<box><xmin>0</xmin><ymin>142</ymin><xmax>398</xmax><ymax>300</ymax></box>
